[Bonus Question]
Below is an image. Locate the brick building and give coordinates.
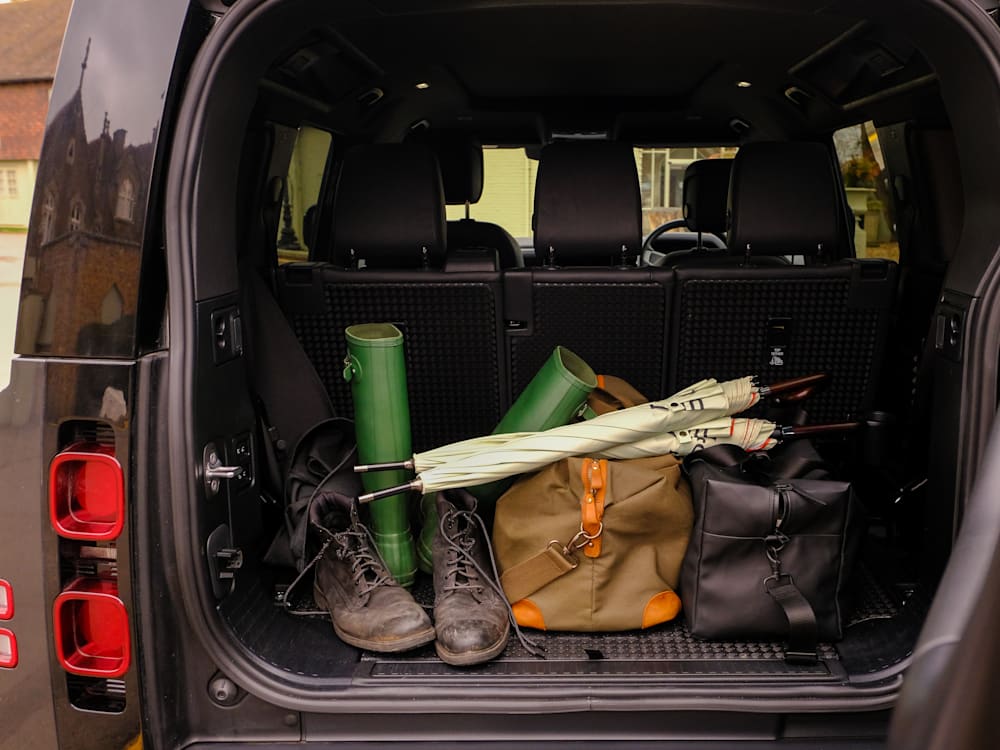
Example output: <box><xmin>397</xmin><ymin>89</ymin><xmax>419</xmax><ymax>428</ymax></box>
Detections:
<box><xmin>17</xmin><ymin>35</ymin><xmax>154</xmax><ymax>356</ymax></box>
<box><xmin>0</xmin><ymin>0</ymin><xmax>71</xmax><ymax>232</ymax></box>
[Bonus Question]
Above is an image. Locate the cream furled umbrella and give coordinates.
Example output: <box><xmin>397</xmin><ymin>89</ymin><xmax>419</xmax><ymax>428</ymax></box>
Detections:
<box><xmin>599</xmin><ymin>417</ymin><xmax>778</xmax><ymax>459</ymax></box>
<box><xmin>357</xmin><ymin>374</ymin><xmax>828</xmax><ymax>502</ymax></box>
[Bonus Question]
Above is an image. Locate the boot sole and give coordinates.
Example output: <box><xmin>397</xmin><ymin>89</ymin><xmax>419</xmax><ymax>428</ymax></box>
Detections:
<box><xmin>333</xmin><ymin>622</ymin><xmax>436</xmax><ymax>653</ymax></box>
<box><xmin>435</xmin><ymin>621</ymin><xmax>511</xmax><ymax>667</ymax></box>
<box><xmin>315</xmin><ymin>583</ymin><xmax>436</xmax><ymax>654</ymax></box>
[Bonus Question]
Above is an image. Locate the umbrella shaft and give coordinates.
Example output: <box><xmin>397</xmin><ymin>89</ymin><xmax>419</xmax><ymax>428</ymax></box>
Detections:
<box><xmin>355</xmin><ymin>459</ymin><xmax>415</xmax><ymax>473</ymax></box>
<box><xmin>358</xmin><ymin>479</ymin><xmax>424</xmax><ymax>504</ymax></box>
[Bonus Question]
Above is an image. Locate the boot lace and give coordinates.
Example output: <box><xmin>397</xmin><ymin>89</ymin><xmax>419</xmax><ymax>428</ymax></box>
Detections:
<box><xmin>333</xmin><ymin>524</ymin><xmax>392</xmax><ymax>596</ymax></box>
<box><xmin>440</xmin><ymin>505</ymin><xmax>546</xmax><ymax>659</ymax></box>
<box><xmin>282</xmin><ymin>511</ymin><xmax>390</xmax><ymax>614</ymax></box>
<box><xmin>440</xmin><ymin>511</ymin><xmax>486</xmax><ymax>601</ymax></box>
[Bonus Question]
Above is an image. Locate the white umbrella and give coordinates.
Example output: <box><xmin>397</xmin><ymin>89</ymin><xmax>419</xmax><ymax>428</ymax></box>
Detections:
<box><xmin>599</xmin><ymin>417</ymin><xmax>778</xmax><ymax>459</ymax></box>
<box><xmin>358</xmin><ymin>375</ymin><xmax>763</xmax><ymax>501</ymax></box>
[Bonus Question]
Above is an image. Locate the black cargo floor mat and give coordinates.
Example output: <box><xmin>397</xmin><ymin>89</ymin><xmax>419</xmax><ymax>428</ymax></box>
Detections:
<box><xmin>222</xmin><ymin>560</ymin><xmax>920</xmax><ymax>684</ymax></box>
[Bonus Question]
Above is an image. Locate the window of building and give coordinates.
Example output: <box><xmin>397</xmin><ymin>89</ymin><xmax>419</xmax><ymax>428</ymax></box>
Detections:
<box><xmin>40</xmin><ymin>191</ymin><xmax>56</xmax><ymax>243</ymax></box>
<box><xmin>101</xmin><ymin>285</ymin><xmax>124</xmax><ymax>325</ymax></box>
<box><xmin>833</xmin><ymin>121</ymin><xmax>899</xmax><ymax>260</ymax></box>
<box><xmin>66</xmin><ymin>139</ymin><xmax>76</xmax><ymax>165</ymax></box>
<box><xmin>115</xmin><ymin>178</ymin><xmax>135</xmax><ymax>222</ymax></box>
<box><xmin>69</xmin><ymin>201</ymin><xmax>84</xmax><ymax>231</ymax></box>
<box><xmin>3</xmin><ymin>170</ymin><xmax>16</xmax><ymax>199</ymax></box>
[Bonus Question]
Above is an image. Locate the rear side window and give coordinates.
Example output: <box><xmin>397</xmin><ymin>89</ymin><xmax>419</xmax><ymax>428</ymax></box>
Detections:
<box><xmin>834</xmin><ymin>121</ymin><xmax>899</xmax><ymax>260</ymax></box>
<box><xmin>277</xmin><ymin>126</ymin><xmax>332</xmax><ymax>263</ymax></box>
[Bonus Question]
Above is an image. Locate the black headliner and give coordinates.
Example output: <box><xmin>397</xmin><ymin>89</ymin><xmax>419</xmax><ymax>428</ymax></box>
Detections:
<box><xmin>259</xmin><ymin>0</ymin><xmax>943</xmax><ymax>145</ymax></box>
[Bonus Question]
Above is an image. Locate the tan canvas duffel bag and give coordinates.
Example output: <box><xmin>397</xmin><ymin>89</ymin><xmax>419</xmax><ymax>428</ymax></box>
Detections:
<box><xmin>493</xmin><ymin>454</ymin><xmax>694</xmax><ymax>632</ymax></box>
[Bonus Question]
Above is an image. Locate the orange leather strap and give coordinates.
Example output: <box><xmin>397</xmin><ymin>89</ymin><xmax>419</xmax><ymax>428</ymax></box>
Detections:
<box><xmin>580</xmin><ymin>458</ymin><xmax>607</xmax><ymax>558</ymax></box>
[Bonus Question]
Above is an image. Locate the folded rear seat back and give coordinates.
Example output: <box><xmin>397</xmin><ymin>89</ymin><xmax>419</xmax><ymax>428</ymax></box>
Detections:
<box><xmin>275</xmin><ymin>143</ymin><xmax>507</xmax><ymax>452</ymax></box>
<box><xmin>670</xmin><ymin>141</ymin><xmax>898</xmax><ymax>422</ymax></box>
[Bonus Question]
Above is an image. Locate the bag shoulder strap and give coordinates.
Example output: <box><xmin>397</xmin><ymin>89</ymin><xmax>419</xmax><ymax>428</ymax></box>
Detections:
<box><xmin>765</xmin><ymin>575</ymin><xmax>819</xmax><ymax>663</ymax></box>
<box><xmin>499</xmin><ymin>543</ymin><xmax>578</xmax><ymax>603</ymax></box>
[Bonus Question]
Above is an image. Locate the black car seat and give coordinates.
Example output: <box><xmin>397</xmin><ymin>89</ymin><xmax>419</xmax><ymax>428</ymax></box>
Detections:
<box><xmin>645</xmin><ymin>158</ymin><xmax>732</xmax><ymax>267</ymax></box>
<box><xmin>670</xmin><ymin>141</ymin><xmax>898</xmax><ymax>422</ymax></box>
<box><xmin>504</xmin><ymin>141</ymin><xmax>672</xmax><ymax>399</ymax></box>
<box><xmin>533</xmin><ymin>141</ymin><xmax>643</xmax><ymax>267</ymax></box>
<box><xmin>275</xmin><ymin>143</ymin><xmax>507</xmax><ymax>450</ymax></box>
<box><xmin>416</xmin><ymin>130</ymin><xmax>523</xmax><ymax>270</ymax></box>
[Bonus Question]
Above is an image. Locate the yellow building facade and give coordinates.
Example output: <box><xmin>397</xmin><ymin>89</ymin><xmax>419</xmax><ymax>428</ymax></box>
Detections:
<box><xmin>0</xmin><ymin>160</ymin><xmax>36</xmax><ymax>230</ymax></box>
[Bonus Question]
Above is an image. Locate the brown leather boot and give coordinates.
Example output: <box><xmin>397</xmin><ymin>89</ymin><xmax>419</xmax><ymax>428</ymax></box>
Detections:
<box><xmin>433</xmin><ymin>489</ymin><xmax>510</xmax><ymax>666</ymax></box>
<box><xmin>313</xmin><ymin>506</ymin><xmax>435</xmax><ymax>653</ymax></box>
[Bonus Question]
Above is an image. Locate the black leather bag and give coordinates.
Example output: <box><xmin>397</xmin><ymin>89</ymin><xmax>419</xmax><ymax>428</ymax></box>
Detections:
<box><xmin>680</xmin><ymin>442</ymin><xmax>864</xmax><ymax>662</ymax></box>
<box><xmin>263</xmin><ymin>417</ymin><xmax>360</xmax><ymax>571</ymax></box>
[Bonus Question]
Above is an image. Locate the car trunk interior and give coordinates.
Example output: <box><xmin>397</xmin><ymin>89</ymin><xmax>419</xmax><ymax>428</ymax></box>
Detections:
<box><xmin>161</xmin><ymin>0</ymin><xmax>1000</xmax><ymax>725</ymax></box>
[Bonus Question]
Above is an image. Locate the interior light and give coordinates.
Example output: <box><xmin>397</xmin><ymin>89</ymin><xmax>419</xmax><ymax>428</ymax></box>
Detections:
<box><xmin>737</xmin><ymin>81</ymin><xmax>753</xmax><ymax>88</ymax></box>
<box><xmin>415</xmin><ymin>82</ymin><xmax>430</xmax><ymax>90</ymax></box>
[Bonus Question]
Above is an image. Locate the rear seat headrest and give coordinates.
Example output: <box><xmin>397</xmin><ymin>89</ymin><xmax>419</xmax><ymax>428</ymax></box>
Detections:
<box><xmin>421</xmin><ymin>131</ymin><xmax>484</xmax><ymax>205</ymax></box>
<box><xmin>683</xmin><ymin>158</ymin><xmax>733</xmax><ymax>236</ymax></box>
<box><xmin>728</xmin><ymin>142</ymin><xmax>844</xmax><ymax>257</ymax></box>
<box><xmin>533</xmin><ymin>141</ymin><xmax>642</xmax><ymax>266</ymax></box>
<box><xmin>330</xmin><ymin>144</ymin><xmax>446</xmax><ymax>269</ymax></box>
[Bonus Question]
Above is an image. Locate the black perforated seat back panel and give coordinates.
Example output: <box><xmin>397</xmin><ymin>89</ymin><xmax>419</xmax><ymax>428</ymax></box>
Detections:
<box><xmin>506</xmin><ymin>271</ymin><xmax>672</xmax><ymax>402</ymax></box>
<box><xmin>671</xmin><ymin>263</ymin><xmax>896</xmax><ymax>423</ymax></box>
<box><xmin>277</xmin><ymin>266</ymin><xmax>504</xmax><ymax>453</ymax></box>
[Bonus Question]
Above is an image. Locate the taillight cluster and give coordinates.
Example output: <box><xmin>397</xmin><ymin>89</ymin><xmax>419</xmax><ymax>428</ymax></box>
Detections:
<box><xmin>0</xmin><ymin>578</ymin><xmax>15</xmax><ymax>669</ymax></box>
<box><xmin>48</xmin><ymin>439</ymin><xmax>130</xmax><ymax>683</ymax></box>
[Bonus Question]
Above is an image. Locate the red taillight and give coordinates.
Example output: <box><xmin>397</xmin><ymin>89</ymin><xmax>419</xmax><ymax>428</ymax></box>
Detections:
<box><xmin>0</xmin><ymin>628</ymin><xmax>17</xmax><ymax>669</ymax></box>
<box><xmin>0</xmin><ymin>579</ymin><xmax>12</xmax><ymax>620</ymax></box>
<box><xmin>53</xmin><ymin>578</ymin><xmax>130</xmax><ymax>678</ymax></box>
<box><xmin>49</xmin><ymin>444</ymin><xmax>125</xmax><ymax>541</ymax></box>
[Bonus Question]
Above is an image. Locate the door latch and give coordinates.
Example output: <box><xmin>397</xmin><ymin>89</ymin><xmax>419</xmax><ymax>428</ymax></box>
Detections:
<box><xmin>203</xmin><ymin>442</ymin><xmax>245</xmax><ymax>498</ymax></box>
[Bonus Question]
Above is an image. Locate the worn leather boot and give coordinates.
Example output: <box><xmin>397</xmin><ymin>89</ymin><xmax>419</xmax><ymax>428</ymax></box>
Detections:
<box><xmin>433</xmin><ymin>489</ymin><xmax>510</xmax><ymax>666</ymax></box>
<box><xmin>313</xmin><ymin>505</ymin><xmax>435</xmax><ymax>653</ymax></box>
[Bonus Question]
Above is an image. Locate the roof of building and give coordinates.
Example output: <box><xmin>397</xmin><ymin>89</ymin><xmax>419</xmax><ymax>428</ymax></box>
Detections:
<box><xmin>0</xmin><ymin>0</ymin><xmax>72</xmax><ymax>84</ymax></box>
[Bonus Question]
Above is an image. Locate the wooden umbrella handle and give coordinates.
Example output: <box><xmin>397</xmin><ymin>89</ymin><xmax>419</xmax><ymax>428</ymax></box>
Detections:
<box><xmin>758</xmin><ymin>373</ymin><xmax>828</xmax><ymax>397</ymax></box>
<box><xmin>771</xmin><ymin>421</ymin><xmax>862</xmax><ymax>439</ymax></box>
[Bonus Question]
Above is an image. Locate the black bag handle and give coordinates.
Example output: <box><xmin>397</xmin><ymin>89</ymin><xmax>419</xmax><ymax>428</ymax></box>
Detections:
<box><xmin>687</xmin><ymin>443</ymin><xmax>829</xmax><ymax>482</ymax></box>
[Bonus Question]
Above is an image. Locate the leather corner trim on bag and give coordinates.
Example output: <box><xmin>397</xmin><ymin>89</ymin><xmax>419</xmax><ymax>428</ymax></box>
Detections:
<box><xmin>641</xmin><ymin>590</ymin><xmax>682</xmax><ymax>628</ymax></box>
<box><xmin>511</xmin><ymin>599</ymin><xmax>547</xmax><ymax>630</ymax></box>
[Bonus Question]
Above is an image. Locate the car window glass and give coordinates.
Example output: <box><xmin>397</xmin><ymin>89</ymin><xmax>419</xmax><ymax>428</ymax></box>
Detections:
<box><xmin>834</xmin><ymin>121</ymin><xmax>899</xmax><ymax>260</ymax></box>
<box><xmin>444</xmin><ymin>145</ymin><xmax>739</xmax><ymax>242</ymax></box>
<box><xmin>444</xmin><ymin>146</ymin><xmax>538</xmax><ymax>239</ymax></box>
<box><xmin>636</xmin><ymin>146</ymin><xmax>738</xmax><ymax>235</ymax></box>
<box><xmin>277</xmin><ymin>126</ymin><xmax>332</xmax><ymax>264</ymax></box>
